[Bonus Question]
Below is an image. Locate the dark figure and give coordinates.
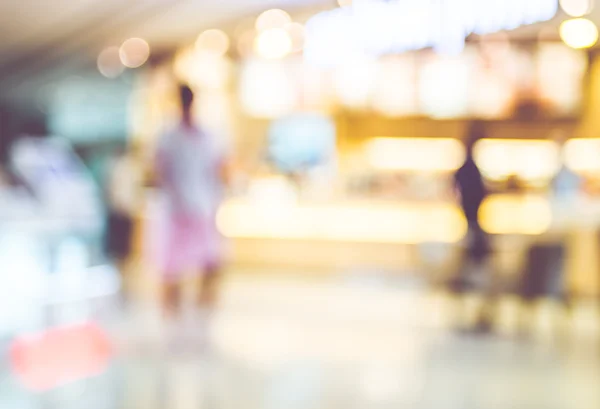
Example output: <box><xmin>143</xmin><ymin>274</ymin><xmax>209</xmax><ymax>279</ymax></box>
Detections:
<box><xmin>452</xmin><ymin>122</ymin><xmax>494</xmax><ymax>332</ymax></box>
<box><xmin>455</xmin><ymin>122</ymin><xmax>490</xmax><ymax>266</ymax></box>
<box><xmin>104</xmin><ymin>145</ymin><xmax>143</xmax><ymax>302</ymax></box>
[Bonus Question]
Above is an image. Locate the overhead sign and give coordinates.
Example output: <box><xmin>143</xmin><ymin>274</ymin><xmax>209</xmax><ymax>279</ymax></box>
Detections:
<box><xmin>305</xmin><ymin>0</ymin><xmax>559</xmax><ymax>67</ymax></box>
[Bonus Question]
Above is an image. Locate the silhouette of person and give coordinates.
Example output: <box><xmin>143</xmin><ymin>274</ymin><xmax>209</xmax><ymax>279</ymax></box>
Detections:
<box><xmin>155</xmin><ymin>84</ymin><xmax>227</xmax><ymax>316</ymax></box>
<box><xmin>453</xmin><ymin>121</ymin><xmax>493</xmax><ymax>332</ymax></box>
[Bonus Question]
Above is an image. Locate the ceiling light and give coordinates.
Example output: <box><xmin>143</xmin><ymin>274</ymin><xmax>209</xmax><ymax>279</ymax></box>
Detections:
<box><xmin>560</xmin><ymin>0</ymin><xmax>594</xmax><ymax>17</ymax></box>
<box><xmin>560</xmin><ymin>18</ymin><xmax>598</xmax><ymax>49</ymax></box>
<box><xmin>196</xmin><ymin>29</ymin><xmax>230</xmax><ymax>57</ymax></box>
<box><xmin>254</xmin><ymin>28</ymin><xmax>292</xmax><ymax>59</ymax></box>
<box><xmin>97</xmin><ymin>47</ymin><xmax>124</xmax><ymax>78</ymax></box>
<box><xmin>119</xmin><ymin>38</ymin><xmax>150</xmax><ymax>68</ymax></box>
<box><xmin>255</xmin><ymin>9</ymin><xmax>292</xmax><ymax>32</ymax></box>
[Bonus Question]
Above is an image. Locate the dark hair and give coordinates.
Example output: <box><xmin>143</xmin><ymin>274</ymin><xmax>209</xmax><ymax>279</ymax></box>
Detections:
<box><xmin>179</xmin><ymin>84</ymin><xmax>194</xmax><ymax>109</ymax></box>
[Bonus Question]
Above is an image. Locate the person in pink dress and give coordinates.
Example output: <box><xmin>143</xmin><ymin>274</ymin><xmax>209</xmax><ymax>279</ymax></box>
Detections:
<box><xmin>155</xmin><ymin>84</ymin><xmax>226</xmax><ymax>314</ymax></box>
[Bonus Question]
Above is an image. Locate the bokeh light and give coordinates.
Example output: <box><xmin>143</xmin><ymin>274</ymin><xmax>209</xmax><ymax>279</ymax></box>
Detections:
<box><xmin>560</xmin><ymin>0</ymin><xmax>594</xmax><ymax>17</ymax></box>
<box><xmin>305</xmin><ymin>0</ymin><xmax>557</xmax><ymax>66</ymax></box>
<box><xmin>173</xmin><ymin>46</ymin><xmax>231</xmax><ymax>90</ymax></box>
<box><xmin>217</xmin><ymin>199</ymin><xmax>466</xmax><ymax>244</ymax></box>
<box><xmin>192</xmin><ymin>54</ymin><xmax>232</xmax><ymax>90</ymax></box>
<box><xmin>239</xmin><ymin>60</ymin><xmax>296</xmax><ymax>117</ymax></box>
<box><xmin>196</xmin><ymin>29</ymin><xmax>230</xmax><ymax>57</ymax></box>
<box><xmin>371</xmin><ymin>56</ymin><xmax>418</xmax><ymax>116</ymax></box>
<box><xmin>97</xmin><ymin>47</ymin><xmax>124</xmax><ymax>78</ymax></box>
<box><xmin>474</xmin><ymin>139</ymin><xmax>561</xmax><ymax>181</ymax></box>
<box><xmin>537</xmin><ymin>44</ymin><xmax>587</xmax><ymax>114</ymax></box>
<box><xmin>255</xmin><ymin>9</ymin><xmax>292</xmax><ymax>32</ymax></box>
<box><xmin>119</xmin><ymin>38</ymin><xmax>150</xmax><ymax>68</ymax></box>
<box><xmin>254</xmin><ymin>28</ymin><xmax>292</xmax><ymax>59</ymax></box>
<box><xmin>479</xmin><ymin>195</ymin><xmax>552</xmax><ymax>235</ymax></box>
<box><xmin>419</xmin><ymin>57</ymin><xmax>470</xmax><ymax>118</ymax></box>
<box><xmin>173</xmin><ymin>47</ymin><xmax>195</xmax><ymax>82</ymax></box>
<box><xmin>364</xmin><ymin>137</ymin><xmax>465</xmax><ymax>173</ymax></box>
<box><xmin>564</xmin><ymin>138</ymin><xmax>600</xmax><ymax>174</ymax></box>
<box><xmin>333</xmin><ymin>56</ymin><xmax>377</xmax><ymax>108</ymax></box>
<box><xmin>338</xmin><ymin>0</ymin><xmax>353</xmax><ymax>6</ymax></box>
<box><xmin>560</xmin><ymin>18</ymin><xmax>599</xmax><ymax>49</ymax></box>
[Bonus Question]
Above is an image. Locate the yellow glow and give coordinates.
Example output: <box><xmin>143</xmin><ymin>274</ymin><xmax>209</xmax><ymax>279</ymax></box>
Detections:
<box><xmin>119</xmin><ymin>38</ymin><xmax>150</xmax><ymax>68</ymax></box>
<box><xmin>173</xmin><ymin>47</ymin><xmax>231</xmax><ymax>89</ymax></box>
<box><xmin>239</xmin><ymin>60</ymin><xmax>296</xmax><ymax>117</ymax></box>
<box><xmin>97</xmin><ymin>46</ymin><xmax>124</xmax><ymax>78</ymax></box>
<box><xmin>474</xmin><ymin>139</ymin><xmax>561</xmax><ymax>181</ymax></box>
<box><xmin>560</xmin><ymin>18</ymin><xmax>599</xmax><ymax>49</ymax></box>
<box><xmin>371</xmin><ymin>56</ymin><xmax>418</xmax><ymax>116</ymax></box>
<box><xmin>560</xmin><ymin>0</ymin><xmax>594</xmax><ymax>17</ymax></box>
<box><xmin>365</xmin><ymin>137</ymin><xmax>465</xmax><ymax>172</ymax></box>
<box><xmin>173</xmin><ymin>47</ymin><xmax>194</xmax><ymax>82</ymax></box>
<box><xmin>480</xmin><ymin>195</ymin><xmax>552</xmax><ymax>235</ymax></box>
<box><xmin>196</xmin><ymin>29</ymin><xmax>230</xmax><ymax>57</ymax></box>
<box><xmin>217</xmin><ymin>199</ymin><xmax>467</xmax><ymax>244</ymax></box>
<box><xmin>255</xmin><ymin>9</ymin><xmax>292</xmax><ymax>32</ymax></box>
<box><xmin>338</xmin><ymin>0</ymin><xmax>353</xmax><ymax>6</ymax></box>
<box><xmin>564</xmin><ymin>138</ymin><xmax>600</xmax><ymax>174</ymax></box>
<box><xmin>333</xmin><ymin>57</ymin><xmax>377</xmax><ymax>108</ymax></box>
<box><xmin>254</xmin><ymin>28</ymin><xmax>292</xmax><ymax>59</ymax></box>
<box><xmin>192</xmin><ymin>54</ymin><xmax>231</xmax><ymax>90</ymax></box>
<box><xmin>537</xmin><ymin>44</ymin><xmax>587</xmax><ymax>114</ymax></box>
<box><xmin>419</xmin><ymin>57</ymin><xmax>469</xmax><ymax>118</ymax></box>
<box><xmin>470</xmin><ymin>43</ymin><xmax>514</xmax><ymax>119</ymax></box>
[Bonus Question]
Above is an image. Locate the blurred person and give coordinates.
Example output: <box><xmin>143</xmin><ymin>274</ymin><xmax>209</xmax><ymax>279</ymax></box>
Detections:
<box><xmin>155</xmin><ymin>84</ymin><xmax>227</xmax><ymax>317</ymax></box>
<box><xmin>455</xmin><ymin>122</ymin><xmax>489</xmax><ymax>266</ymax></box>
<box><xmin>516</xmin><ymin>131</ymin><xmax>575</xmax><ymax>335</ymax></box>
<box><xmin>453</xmin><ymin>121</ymin><xmax>493</xmax><ymax>332</ymax></box>
<box><xmin>105</xmin><ymin>144</ymin><xmax>143</xmax><ymax>300</ymax></box>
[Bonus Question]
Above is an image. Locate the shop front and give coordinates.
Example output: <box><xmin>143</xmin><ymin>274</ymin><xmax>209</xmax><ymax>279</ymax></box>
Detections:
<box><xmin>128</xmin><ymin>1</ymin><xmax>600</xmax><ymax>295</ymax></box>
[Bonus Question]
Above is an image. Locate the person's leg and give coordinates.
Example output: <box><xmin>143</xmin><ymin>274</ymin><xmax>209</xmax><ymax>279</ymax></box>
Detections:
<box><xmin>162</xmin><ymin>278</ymin><xmax>182</xmax><ymax>317</ymax></box>
<box><xmin>162</xmin><ymin>215</ymin><xmax>187</xmax><ymax>317</ymax></box>
<box><xmin>198</xmin><ymin>265</ymin><xmax>220</xmax><ymax>308</ymax></box>
<box><xmin>197</xmin><ymin>216</ymin><xmax>222</xmax><ymax>309</ymax></box>
<box><xmin>117</xmin><ymin>258</ymin><xmax>132</xmax><ymax>307</ymax></box>
<box><xmin>467</xmin><ymin>220</ymin><xmax>496</xmax><ymax>332</ymax></box>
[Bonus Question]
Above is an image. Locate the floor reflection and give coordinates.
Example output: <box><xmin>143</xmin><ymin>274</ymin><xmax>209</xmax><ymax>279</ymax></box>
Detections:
<box><xmin>5</xmin><ymin>272</ymin><xmax>600</xmax><ymax>409</ymax></box>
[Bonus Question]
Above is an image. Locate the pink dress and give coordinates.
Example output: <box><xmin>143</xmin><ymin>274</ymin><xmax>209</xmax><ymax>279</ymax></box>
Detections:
<box><xmin>154</xmin><ymin>125</ymin><xmax>224</xmax><ymax>281</ymax></box>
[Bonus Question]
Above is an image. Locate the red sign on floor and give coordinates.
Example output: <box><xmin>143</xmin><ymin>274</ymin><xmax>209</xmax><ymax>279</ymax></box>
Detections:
<box><xmin>10</xmin><ymin>322</ymin><xmax>113</xmax><ymax>392</ymax></box>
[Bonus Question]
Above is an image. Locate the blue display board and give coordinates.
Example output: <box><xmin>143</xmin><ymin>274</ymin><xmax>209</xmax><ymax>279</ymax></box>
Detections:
<box><xmin>48</xmin><ymin>73</ymin><xmax>132</xmax><ymax>143</ymax></box>
<box><xmin>268</xmin><ymin>113</ymin><xmax>336</xmax><ymax>172</ymax></box>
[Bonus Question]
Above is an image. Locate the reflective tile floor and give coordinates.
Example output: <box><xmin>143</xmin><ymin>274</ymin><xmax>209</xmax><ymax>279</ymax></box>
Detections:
<box><xmin>3</xmin><ymin>272</ymin><xmax>600</xmax><ymax>409</ymax></box>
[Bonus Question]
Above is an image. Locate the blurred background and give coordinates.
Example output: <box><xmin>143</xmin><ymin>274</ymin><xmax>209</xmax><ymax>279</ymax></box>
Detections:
<box><xmin>2</xmin><ymin>0</ymin><xmax>600</xmax><ymax>408</ymax></box>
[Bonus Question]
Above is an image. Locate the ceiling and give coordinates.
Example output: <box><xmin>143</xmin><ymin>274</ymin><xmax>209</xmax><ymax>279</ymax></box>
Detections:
<box><xmin>0</xmin><ymin>0</ymin><xmax>329</xmax><ymax>105</ymax></box>
<box><xmin>2</xmin><ymin>1</ymin><xmax>600</xmax><ymax>108</ymax></box>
